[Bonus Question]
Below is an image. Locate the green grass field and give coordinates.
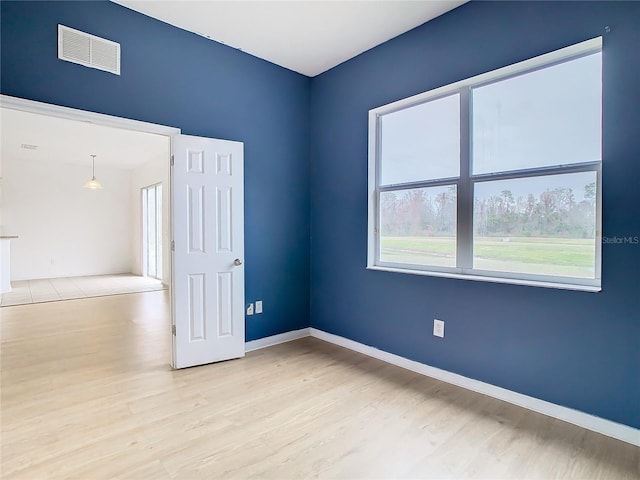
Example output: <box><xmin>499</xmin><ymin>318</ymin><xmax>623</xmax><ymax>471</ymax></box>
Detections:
<box><xmin>381</xmin><ymin>236</ymin><xmax>596</xmax><ymax>278</ymax></box>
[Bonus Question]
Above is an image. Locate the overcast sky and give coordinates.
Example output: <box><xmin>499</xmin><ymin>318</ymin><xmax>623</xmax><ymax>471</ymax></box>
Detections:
<box><xmin>380</xmin><ymin>52</ymin><xmax>601</xmax><ymax>186</ymax></box>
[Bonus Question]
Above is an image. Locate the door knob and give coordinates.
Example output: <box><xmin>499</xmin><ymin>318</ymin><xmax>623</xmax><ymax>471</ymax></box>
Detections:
<box><xmin>234</xmin><ymin>258</ymin><xmax>243</xmax><ymax>266</ymax></box>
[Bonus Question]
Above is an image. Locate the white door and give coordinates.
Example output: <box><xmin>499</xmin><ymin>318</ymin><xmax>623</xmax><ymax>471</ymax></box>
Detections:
<box><xmin>171</xmin><ymin>134</ymin><xmax>245</xmax><ymax>369</ymax></box>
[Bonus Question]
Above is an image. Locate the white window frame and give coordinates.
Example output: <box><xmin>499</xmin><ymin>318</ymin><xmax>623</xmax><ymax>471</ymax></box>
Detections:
<box><xmin>367</xmin><ymin>37</ymin><xmax>602</xmax><ymax>292</ymax></box>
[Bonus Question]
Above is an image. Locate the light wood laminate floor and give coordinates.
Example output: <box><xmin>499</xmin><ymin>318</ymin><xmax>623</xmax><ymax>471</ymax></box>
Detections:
<box><xmin>1</xmin><ymin>291</ymin><xmax>638</xmax><ymax>479</ymax></box>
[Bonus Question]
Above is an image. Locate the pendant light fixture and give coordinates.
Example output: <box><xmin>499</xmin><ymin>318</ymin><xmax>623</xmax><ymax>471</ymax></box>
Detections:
<box><xmin>83</xmin><ymin>154</ymin><xmax>103</xmax><ymax>189</ymax></box>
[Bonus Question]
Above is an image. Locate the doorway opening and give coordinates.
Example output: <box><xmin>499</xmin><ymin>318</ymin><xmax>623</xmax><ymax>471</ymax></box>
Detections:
<box><xmin>1</xmin><ymin>95</ymin><xmax>247</xmax><ymax>370</ymax></box>
<box><xmin>0</xmin><ymin>95</ymin><xmax>179</xmax><ymax>309</ymax></box>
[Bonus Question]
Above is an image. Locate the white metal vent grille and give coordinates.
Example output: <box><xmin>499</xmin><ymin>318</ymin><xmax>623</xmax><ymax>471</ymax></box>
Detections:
<box><xmin>58</xmin><ymin>25</ymin><xmax>120</xmax><ymax>75</ymax></box>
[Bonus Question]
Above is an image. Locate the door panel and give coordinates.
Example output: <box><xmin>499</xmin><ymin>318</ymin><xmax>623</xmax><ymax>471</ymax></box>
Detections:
<box><xmin>172</xmin><ymin>134</ymin><xmax>244</xmax><ymax>369</ymax></box>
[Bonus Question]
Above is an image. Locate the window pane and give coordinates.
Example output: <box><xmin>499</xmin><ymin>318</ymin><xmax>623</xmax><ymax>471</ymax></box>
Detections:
<box><xmin>380</xmin><ymin>185</ymin><xmax>457</xmax><ymax>267</ymax></box>
<box><xmin>380</xmin><ymin>94</ymin><xmax>460</xmax><ymax>185</ymax></box>
<box><xmin>156</xmin><ymin>185</ymin><xmax>163</xmax><ymax>280</ymax></box>
<box><xmin>473</xmin><ymin>172</ymin><xmax>597</xmax><ymax>278</ymax></box>
<box><xmin>472</xmin><ymin>53</ymin><xmax>601</xmax><ymax>174</ymax></box>
<box><xmin>146</xmin><ymin>187</ymin><xmax>157</xmax><ymax>278</ymax></box>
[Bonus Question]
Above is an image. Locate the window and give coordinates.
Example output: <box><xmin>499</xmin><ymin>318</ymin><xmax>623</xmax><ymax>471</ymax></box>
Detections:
<box><xmin>368</xmin><ymin>38</ymin><xmax>602</xmax><ymax>291</ymax></box>
<box><xmin>142</xmin><ymin>183</ymin><xmax>163</xmax><ymax>280</ymax></box>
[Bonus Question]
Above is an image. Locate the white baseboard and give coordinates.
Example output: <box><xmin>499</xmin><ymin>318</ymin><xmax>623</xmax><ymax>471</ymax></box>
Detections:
<box><xmin>245</xmin><ymin>326</ymin><xmax>639</xmax><ymax>446</ymax></box>
<box><xmin>245</xmin><ymin>328</ymin><xmax>311</xmax><ymax>352</ymax></box>
<box><xmin>307</xmin><ymin>328</ymin><xmax>639</xmax><ymax>447</ymax></box>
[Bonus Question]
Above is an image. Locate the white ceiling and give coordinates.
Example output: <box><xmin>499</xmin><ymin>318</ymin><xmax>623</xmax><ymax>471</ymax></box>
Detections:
<box><xmin>112</xmin><ymin>0</ymin><xmax>467</xmax><ymax>77</ymax></box>
<box><xmin>0</xmin><ymin>108</ymin><xmax>170</xmax><ymax>171</ymax></box>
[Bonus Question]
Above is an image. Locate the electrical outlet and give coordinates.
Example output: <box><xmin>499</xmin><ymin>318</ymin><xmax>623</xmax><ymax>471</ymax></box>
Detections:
<box><xmin>255</xmin><ymin>300</ymin><xmax>263</xmax><ymax>314</ymax></box>
<box><xmin>433</xmin><ymin>319</ymin><xmax>445</xmax><ymax>338</ymax></box>
<box><xmin>246</xmin><ymin>303</ymin><xmax>254</xmax><ymax>316</ymax></box>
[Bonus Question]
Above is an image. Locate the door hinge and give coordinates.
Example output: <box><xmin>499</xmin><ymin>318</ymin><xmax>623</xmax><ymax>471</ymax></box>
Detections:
<box><xmin>170</xmin><ymin>155</ymin><xmax>175</xmax><ymax>167</ymax></box>
<box><xmin>171</xmin><ymin>325</ymin><xmax>176</xmax><ymax>336</ymax></box>
<box><xmin>171</xmin><ymin>240</ymin><xmax>175</xmax><ymax>251</ymax></box>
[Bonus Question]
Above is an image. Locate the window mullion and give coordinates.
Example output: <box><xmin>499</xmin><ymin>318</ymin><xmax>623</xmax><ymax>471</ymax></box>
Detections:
<box><xmin>457</xmin><ymin>87</ymin><xmax>473</xmax><ymax>270</ymax></box>
<box><xmin>378</xmin><ymin>177</ymin><xmax>460</xmax><ymax>192</ymax></box>
<box><xmin>471</xmin><ymin>161</ymin><xmax>600</xmax><ymax>183</ymax></box>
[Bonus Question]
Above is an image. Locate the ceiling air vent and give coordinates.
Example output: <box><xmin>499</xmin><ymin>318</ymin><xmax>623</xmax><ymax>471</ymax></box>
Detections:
<box><xmin>58</xmin><ymin>25</ymin><xmax>120</xmax><ymax>75</ymax></box>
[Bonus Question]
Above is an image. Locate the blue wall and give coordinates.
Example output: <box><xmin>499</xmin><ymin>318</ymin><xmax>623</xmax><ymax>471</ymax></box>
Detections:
<box><xmin>0</xmin><ymin>0</ymin><xmax>311</xmax><ymax>341</ymax></box>
<box><xmin>310</xmin><ymin>1</ymin><xmax>640</xmax><ymax>428</ymax></box>
<box><xmin>2</xmin><ymin>1</ymin><xmax>638</xmax><ymax>429</ymax></box>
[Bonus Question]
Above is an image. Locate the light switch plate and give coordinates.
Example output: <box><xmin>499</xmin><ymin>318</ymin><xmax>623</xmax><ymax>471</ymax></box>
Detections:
<box><xmin>433</xmin><ymin>319</ymin><xmax>445</xmax><ymax>338</ymax></box>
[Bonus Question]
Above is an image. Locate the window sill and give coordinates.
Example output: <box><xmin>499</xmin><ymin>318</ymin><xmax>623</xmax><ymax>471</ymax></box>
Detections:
<box><xmin>366</xmin><ymin>265</ymin><xmax>602</xmax><ymax>292</ymax></box>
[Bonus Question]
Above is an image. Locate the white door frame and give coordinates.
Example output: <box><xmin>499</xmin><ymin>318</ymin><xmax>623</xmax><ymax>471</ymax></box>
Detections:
<box><xmin>0</xmin><ymin>95</ymin><xmax>181</xmax><ymax>138</ymax></box>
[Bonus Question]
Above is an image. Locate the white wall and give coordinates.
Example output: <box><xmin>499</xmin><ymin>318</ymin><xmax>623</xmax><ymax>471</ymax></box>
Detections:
<box><xmin>0</xmin><ymin>164</ymin><xmax>4</xmax><ymax>233</ymax></box>
<box><xmin>3</xmin><ymin>156</ymin><xmax>133</xmax><ymax>280</ymax></box>
<box><xmin>130</xmin><ymin>155</ymin><xmax>170</xmax><ymax>286</ymax></box>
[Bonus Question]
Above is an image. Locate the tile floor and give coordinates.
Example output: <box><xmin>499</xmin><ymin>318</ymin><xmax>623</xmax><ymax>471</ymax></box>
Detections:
<box><xmin>0</xmin><ymin>274</ymin><xmax>167</xmax><ymax>307</ymax></box>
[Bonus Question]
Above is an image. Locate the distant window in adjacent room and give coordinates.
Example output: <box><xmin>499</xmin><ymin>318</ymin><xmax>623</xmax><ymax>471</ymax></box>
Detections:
<box><xmin>368</xmin><ymin>37</ymin><xmax>602</xmax><ymax>291</ymax></box>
